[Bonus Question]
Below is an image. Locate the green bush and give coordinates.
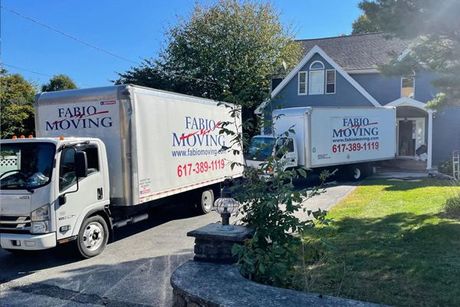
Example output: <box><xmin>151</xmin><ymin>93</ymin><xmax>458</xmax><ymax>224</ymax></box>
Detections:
<box><xmin>445</xmin><ymin>193</ymin><xmax>460</xmax><ymax>218</ymax></box>
<box><xmin>438</xmin><ymin>159</ymin><xmax>453</xmax><ymax>176</ymax></box>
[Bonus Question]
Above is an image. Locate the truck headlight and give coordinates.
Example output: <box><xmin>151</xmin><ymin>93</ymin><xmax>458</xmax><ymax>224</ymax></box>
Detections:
<box><xmin>31</xmin><ymin>221</ymin><xmax>49</xmax><ymax>234</ymax></box>
<box><xmin>31</xmin><ymin>205</ymin><xmax>50</xmax><ymax>234</ymax></box>
<box><xmin>31</xmin><ymin>204</ymin><xmax>50</xmax><ymax>222</ymax></box>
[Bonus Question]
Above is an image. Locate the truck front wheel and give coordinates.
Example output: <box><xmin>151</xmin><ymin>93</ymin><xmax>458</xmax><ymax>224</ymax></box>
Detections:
<box><xmin>76</xmin><ymin>215</ymin><xmax>109</xmax><ymax>258</ymax></box>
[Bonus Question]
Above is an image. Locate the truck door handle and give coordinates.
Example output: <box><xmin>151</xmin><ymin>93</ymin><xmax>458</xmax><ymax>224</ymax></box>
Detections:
<box><xmin>97</xmin><ymin>188</ymin><xmax>103</xmax><ymax>200</ymax></box>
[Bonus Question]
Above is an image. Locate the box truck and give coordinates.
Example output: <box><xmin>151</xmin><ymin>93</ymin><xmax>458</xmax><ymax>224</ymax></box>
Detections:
<box><xmin>246</xmin><ymin>107</ymin><xmax>396</xmax><ymax>180</ymax></box>
<box><xmin>0</xmin><ymin>85</ymin><xmax>243</xmax><ymax>258</ymax></box>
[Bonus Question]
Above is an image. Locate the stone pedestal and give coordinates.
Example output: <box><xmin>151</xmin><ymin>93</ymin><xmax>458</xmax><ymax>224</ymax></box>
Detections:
<box><xmin>187</xmin><ymin>223</ymin><xmax>254</xmax><ymax>264</ymax></box>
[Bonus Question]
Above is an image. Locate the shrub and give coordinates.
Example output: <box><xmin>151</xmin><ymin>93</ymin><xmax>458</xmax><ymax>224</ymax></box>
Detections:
<box><xmin>444</xmin><ymin>193</ymin><xmax>460</xmax><ymax>218</ymax></box>
<box><xmin>438</xmin><ymin>159</ymin><xmax>453</xmax><ymax>176</ymax></box>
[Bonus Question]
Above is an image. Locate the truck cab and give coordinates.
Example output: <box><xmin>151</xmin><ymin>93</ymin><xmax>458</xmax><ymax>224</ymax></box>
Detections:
<box><xmin>245</xmin><ymin>135</ymin><xmax>298</xmax><ymax>171</ymax></box>
<box><xmin>0</xmin><ymin>136</ymin><xmax>110</xmax><ymax>257</ymax></box>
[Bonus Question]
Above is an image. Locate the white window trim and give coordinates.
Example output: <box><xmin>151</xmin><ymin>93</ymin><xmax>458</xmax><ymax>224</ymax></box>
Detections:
<box><xmin>325</xmin><ymin>69</ymin><xmax>336</xmax><ymax>94</ymax></box>
<box><xmin>400</xmin><ymin>75</ymin><xmax>415</xmax><ymax>98</ymax></box>
<box><xmin>308</xmin><ymin>70</ymin><xmax>325</xmax><ymax>95</ymax></box>
<box><xmin>298</xmin><ymin>71</ymin><xmax>307</xmax><ymax>95</ymax></box>
<box><xmin>309</xmin><ymin>60</ymin><xmax>325</xmax><ymax>70</ymax></box>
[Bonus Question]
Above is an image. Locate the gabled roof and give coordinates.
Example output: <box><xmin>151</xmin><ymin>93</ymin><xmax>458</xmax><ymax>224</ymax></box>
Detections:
<box><xmin>263</xmin><ymin>45</ymin><xmax>380</xmax><ymax>111</ymax></box>
<box><xmin>297</xmin><ymin>33</ymin><xmax>409</xmax><ymax>72</ymax></box>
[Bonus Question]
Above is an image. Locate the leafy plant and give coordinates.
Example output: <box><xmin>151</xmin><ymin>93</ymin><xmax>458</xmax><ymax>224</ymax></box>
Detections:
<box><xmin>445</xmin><ymin>192</ymin><xmax>460</xmax><ymax>218</ymax></box>
<box><xmin>438</xmin><ymin>159</ymin><xmax>453</xmax><ymax>177</ymax></box>
<box><xmin>221</xmin><ymin>104</ymin><xmax>328</xmax><ymax>288</ymax></box>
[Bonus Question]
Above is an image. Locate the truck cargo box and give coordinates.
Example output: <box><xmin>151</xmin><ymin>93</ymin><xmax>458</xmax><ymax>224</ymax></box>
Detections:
<box><xmin>35</xmin><ymin>85</ymin><xmax>243</xmax><ymax>206</ymax></box>
<box><xmin>272</xmin><ymin>107</ymin><xmax>396</xmax><ymax>169</ymax></box>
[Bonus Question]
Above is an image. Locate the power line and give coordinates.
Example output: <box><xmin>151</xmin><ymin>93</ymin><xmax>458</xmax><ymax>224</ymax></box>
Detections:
<box><xmin>3</xmin><ymin>63</ymin><xmax>52</xmax><ymax>77</ymax></box>
<box><xmin>1</xmin><ymin>4</ymin><xmax>139</xmax><ymax>65</ymax></box>
<box><xmin>2</xmin><ymin>5</ymin><xmax>218</xmax><ymax>86</ymax></box>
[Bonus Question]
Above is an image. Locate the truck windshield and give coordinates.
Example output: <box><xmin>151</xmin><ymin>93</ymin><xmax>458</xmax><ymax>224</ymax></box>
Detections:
<box><xmin>0</xmin><ymin>142</ymin><xmax>55</xmax><ymax>191</ymax></box>
<box><xmin>246</xmin><ymin>137</ymin><xmax>275</xmax><ymax>161</ymax></box>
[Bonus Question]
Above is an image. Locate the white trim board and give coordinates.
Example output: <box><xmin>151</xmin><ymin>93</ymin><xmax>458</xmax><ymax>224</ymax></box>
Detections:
<box><xmin>269</xmin><ymin>45</ymin><xmax>380</xmax><ymax>106</ymax></box>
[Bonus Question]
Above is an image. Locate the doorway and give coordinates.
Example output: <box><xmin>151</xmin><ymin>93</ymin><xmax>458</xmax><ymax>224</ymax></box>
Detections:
<box><xmin>398</xmin><ymin>120</ymin><xmax>415</xmax><ymax>156</ymax></box>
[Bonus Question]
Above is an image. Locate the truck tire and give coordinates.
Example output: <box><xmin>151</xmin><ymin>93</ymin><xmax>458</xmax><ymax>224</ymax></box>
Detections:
<box><xmin>76</xmin><ymin>215</ymin><xmax>109</xmax><ymax>258</ymax></box>
<box><xmin>348</xmin><ymin>164</ymin><xmax>369</xmax><ymax>181</ymax></box>
<box><xmin>198</xmin><ymin>189</ymin><xmax>215</xmax><ymax>214</ymax></box>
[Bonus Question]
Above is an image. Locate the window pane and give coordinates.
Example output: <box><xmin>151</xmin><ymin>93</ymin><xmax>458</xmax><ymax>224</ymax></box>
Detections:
<box><xmin>309</xmin><ymin>70</ymin><xmax>324</xmax><ymax>95</ymax></box>
<box><xmin>299</xmin><ymin>72</ymin><xmax>306</xmax><ymax>82</ymax></box>
<box><xmin>327</xmin><ymin>84</ymin><xmax>335</xmax><ymax>93</ymax></box>
<box><xmin>60</xmin><ymin>148</ymin><xmax>76</xmax><ymax>191</ymax></box>
<box><xmin>310</xmin><ymin>61</ymin><xmax>324</xmax><ymax>70</ymax></box>
<box><xmin>327</xmin><ymin>70</ymin><xmax>335</xmax><ymax>83</ymax></box>
<box><xmin>401</xmin><ymin>77</ymin><xmax>415</xmax><ymax>98</ymax></box>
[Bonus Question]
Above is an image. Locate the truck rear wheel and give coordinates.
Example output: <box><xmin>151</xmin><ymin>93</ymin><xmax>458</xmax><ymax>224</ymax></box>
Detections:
<box><xmin>348</xmin><ymin>164</ymin><xmax>370</xmax><ymax>181</ymax></box>
<box><xmin>198</xmin><ymin>189</ymin><xmax>215</xmax><ymax>214</ymax></box>
<box><xmin>76</xmin><ymin>215</ymin><xmax>109</xmax><ymax>258</ymax></box>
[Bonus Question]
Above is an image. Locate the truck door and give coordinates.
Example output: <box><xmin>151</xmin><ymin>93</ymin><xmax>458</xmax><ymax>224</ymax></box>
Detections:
<box><xmin>275</xmin><ymin>137</ymin><xmax>298</xmax><ymax>169</ymax></box>
<box><xmin>55</xmin><ymin>144</ymin><xmax>106</xmax><ymax>241</ymax></box>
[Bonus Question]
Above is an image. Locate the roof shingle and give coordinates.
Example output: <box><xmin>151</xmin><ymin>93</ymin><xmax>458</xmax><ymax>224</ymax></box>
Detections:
<box><xmin>297</xmin><ymin>33</ymin><xmax>409</xmax><ymax>71</ymax></box>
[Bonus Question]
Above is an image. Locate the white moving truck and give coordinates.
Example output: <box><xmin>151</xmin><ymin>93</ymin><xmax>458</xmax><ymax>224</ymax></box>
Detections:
<box><xmin>0</xmin><ymin>85</ymin><xmax>243</xmax><ymax>258</ymax></box>
<box><xmin>246</xmin><ymin>107</ymin><xmax>396</xmax><ymax>180</ymax></box>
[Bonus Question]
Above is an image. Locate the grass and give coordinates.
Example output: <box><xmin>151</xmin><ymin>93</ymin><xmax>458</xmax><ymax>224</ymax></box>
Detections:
<box><xmin>302</xmin><ymin>178</ymin><xmax>460</xmax><ymax>306</ymax></box>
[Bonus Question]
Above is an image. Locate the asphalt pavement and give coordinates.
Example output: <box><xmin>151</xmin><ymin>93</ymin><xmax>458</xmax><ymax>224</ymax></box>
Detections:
<box><xmin>0</xmin><ymin>183</ymin><xmax>356</xmax><ymax>307</ymax></box>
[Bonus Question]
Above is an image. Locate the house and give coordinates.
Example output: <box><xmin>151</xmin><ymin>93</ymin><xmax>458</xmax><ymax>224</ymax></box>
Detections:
<box><xmin>256</xmin><ymin>33</ymin><xmax>460</xmax><ymax>171</ymax></box>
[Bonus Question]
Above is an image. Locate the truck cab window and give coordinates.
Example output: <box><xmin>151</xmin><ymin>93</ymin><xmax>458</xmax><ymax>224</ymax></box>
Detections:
<box><xmin>275</xmin><ymin>138</ymin><xmax>294</xmax><ymax>158</ymax></box>
<box><xmin>83</xmin><ymin>147</ymin><xmax>99</xmax><ymax>174</ymax></box>
<box><xmin>59</xmin><ymin>148</ymin><xmax>76</xmax><ymax>191</ymax></box>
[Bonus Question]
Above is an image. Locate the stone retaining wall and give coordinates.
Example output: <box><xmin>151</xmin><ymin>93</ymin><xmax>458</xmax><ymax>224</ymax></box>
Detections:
<box><xmin>171</xmin><ymin>260</ymin><xmax>380</xmax><ymax>307</ymax></box>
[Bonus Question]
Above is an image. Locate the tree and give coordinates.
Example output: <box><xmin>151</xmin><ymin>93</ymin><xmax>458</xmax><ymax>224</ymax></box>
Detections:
<box><xmin>0</xmin><ymin>69</ymin><xmax>36</xmax><ymax>138</ymax></box>
<box><xmin>353</xmin><ymin>0</ymin><xmax>460</xmax><ymax>108</ymax></box>
<box><xmin>117</xmin><ymin>0</ymin><xmax>301</xmax><ymax>131</ymax></box>
<box><xmin>352</xmin><ymin>14</ymin><xmax>381</xmax><ymax>34</ymax></box>
<box><xmin>42</xmin><ymin>74</ymin><xmax>77</xmax><ymax>92</ymax></box>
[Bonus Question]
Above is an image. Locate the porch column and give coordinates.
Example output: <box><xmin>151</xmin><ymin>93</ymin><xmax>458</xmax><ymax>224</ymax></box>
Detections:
<box><xmin>427</xmin><ymin>110</ymin><xmax>433</xmax><ymax>170</ymax></box>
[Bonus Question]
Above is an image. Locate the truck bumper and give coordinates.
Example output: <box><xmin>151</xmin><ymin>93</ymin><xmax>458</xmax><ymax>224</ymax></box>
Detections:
<box><xmin>0</xmin><ymin>232</ymin><xmax>56</xmax><ymax>250</ymax></box>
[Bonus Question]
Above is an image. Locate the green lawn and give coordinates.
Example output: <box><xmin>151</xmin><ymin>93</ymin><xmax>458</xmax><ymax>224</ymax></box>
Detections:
<box><xmin>303</xmin><ymin>178</ymin><xmax>460</xmax><ymax>306</ymax></box>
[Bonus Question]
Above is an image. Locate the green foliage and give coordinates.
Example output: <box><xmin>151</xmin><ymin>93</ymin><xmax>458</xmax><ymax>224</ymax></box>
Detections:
<box><xmin>0</xmin><ymin>70</ymin><xmax>36</xmax><ymax>138</ymax></box>
<box><xmin>438</xmin><ymin>158</ymin><xmax>453</xmax><ymax>176</ymax></box>
<box><xmin>355</xmin><ymin>0</ymin><xmax>460</xmax><ymax>109</ymax></box>
<box><xmin>445</xmin><ymin>193</ymin><xmax>460</xmax><ymax>218</ymax></box>
<box><xmin>351</xmin><ymin>14</ymin><xmax>381</xmax><ymax>34</ymax></box>
<box><xmin>222</xmin><ymin>111</ymin><xmax>327</xmax><ymax>288</ymax></box>
<box><xmin>117</xmin><ymin>0</ymin><xmax>301</xmax><ymax>135</ymax></box>
<box><xmin>41</xmin><ymin>74</ymin><xmax>77</xmax><ymax>92</ymax></box>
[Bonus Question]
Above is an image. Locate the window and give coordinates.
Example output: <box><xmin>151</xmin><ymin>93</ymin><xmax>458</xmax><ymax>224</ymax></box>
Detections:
<box><xmin>59</xmin><ymin>145</ymin><xmax>99</xmax><ymax>191</ymax></box>
<box><xmin>298</xmin><ymin>71</ymin><xmax>307</xmax><ymax>95</ymax></box>
<box><xmin>309</xmin><ymin>61</ymin><xmax>325</xmax><ymax>95</ymax></box>
<box><xmin>326</xmin><ymin>69</ymin><xmax>336</xmax><ymax>94</ymax></box>
<box><xmin>401</xmin><ymin>76</ymin><xmax>415</xmax><ymax>98</ymax></box>
<box><xmin>59</xmin><ymin>148</ymin><xmax>76</xmax><ymax>192</ymax></box>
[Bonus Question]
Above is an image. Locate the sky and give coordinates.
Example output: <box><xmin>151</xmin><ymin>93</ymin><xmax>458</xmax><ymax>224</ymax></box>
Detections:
<box><xmin>1</xmin><ymin>0</ymin><xmax>362</xmax><ymax>89</ymax></box>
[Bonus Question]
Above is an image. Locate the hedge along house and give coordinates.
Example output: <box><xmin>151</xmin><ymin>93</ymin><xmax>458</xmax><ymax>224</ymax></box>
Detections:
<box><xmin>255</xmin><ymin>33</ymin><xmax>460</xmax><ymax>171</ymax></box>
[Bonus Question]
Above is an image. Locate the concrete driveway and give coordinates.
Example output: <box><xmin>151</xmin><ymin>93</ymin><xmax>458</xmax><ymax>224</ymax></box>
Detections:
<box><xmin>0</xmin><ymin>183</ymin><xmax>356</xmax><ymax>306</ymax></box>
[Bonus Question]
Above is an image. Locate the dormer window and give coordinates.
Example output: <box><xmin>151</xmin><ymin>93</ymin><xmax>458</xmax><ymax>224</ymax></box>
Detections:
<box><xmin>401</xmin><ymin>75</ymin><xmax>415</xmax><ymax>98</ymax></box>
<box><xmin>308</xmin><ymin>61</ymin><xmax>325</xmax><ymax>95</ymax></box>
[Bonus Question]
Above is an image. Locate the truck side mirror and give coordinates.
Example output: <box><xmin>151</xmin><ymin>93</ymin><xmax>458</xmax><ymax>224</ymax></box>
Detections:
<box><xmin>75</xmin><ymin>151</ymin><xmax>88</xmax><ymax>178</ymax></box>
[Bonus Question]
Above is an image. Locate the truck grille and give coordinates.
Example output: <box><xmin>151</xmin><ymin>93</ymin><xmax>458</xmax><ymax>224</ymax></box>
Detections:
<box><xmin>0</xmin><ymin>216</ymin><xmax>31</xmax><ymax>233</ymax></box>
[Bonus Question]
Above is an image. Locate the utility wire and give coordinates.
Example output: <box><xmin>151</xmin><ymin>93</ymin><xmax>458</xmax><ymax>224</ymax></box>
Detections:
<box><xmin>1</xmin><ymin>4</ymin><xmax>139</xmax><ymax>65</ymax></box>
<box><xmin>3</xmin><ymin>63</ymin><xmax>52</xmax><ymax>77</ymax></box>
<box><xmin>2</xmin><ymin>5</ymin><xmax>218</xmax><ymax>86</ymax></box>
